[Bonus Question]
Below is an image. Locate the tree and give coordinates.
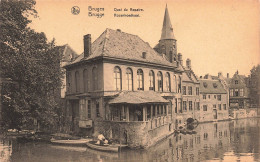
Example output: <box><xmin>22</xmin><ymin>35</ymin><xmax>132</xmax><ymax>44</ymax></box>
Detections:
<box><xmin>0</xmin><ymin>0</ymin><xmax>63</xmax><ymax>130</ymax></box>
<box><xmin>248</xmin><ymin>65</ymin><xmax>260</xmax><ymax>108</ymax></box>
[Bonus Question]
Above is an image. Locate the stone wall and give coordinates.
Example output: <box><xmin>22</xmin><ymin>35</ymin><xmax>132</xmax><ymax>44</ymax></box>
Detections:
<box><xmin>94</xmin><ymin>119</ymin><xmax>173</xmax><ymax>148</ymax></box>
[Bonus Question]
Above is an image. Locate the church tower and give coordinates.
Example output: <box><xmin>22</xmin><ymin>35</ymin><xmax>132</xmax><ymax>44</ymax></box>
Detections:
<box><xmin>154</xmin><ymin>5</ymin><xmax>177</xmax><ymax>63</ymax></box>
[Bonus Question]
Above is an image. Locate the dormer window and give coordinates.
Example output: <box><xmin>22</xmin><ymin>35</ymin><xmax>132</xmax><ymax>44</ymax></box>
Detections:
<box><xmin>235</xmin><ymin>80</ymin><xmax>238</xmax><ymax>84</ymax></box>
<box><xmin>142</xmin><ymin>52</ymin><xmax>146</xmax><ymax>59</ymax></box>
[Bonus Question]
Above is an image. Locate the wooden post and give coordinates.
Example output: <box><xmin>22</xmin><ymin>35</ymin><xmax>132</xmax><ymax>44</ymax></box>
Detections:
<box><xmin>126</xmin><ymin>106</ymin><xmax>129</xmax><ymax>122</ymax></box>
<box><xmin>143</xmin><ymin>106</ymin><xmax>146</xmax><ymax>121</ymax></box>
<box><xmin>122</xmin><ymin>105</ymin><xmax>124</xmax><ymax>121</ymax></box>
<box><xmin>151</xmin><ymin>105</ymin><xmax>153</xmax><ymax>118</ymax></box>
<box><xmin>166</xmin><ymin>105</ymin><xmax>168</xmax><ymax>116</ymax></box>
<box><xmin>155</xmin><ymin>105</ymin><xmax>157</xmax><ymax>117</ymax></box>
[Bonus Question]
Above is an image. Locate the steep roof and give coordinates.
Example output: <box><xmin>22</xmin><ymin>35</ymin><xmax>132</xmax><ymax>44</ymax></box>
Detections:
<box><xmin>160</xmin><ymin>5</ymin><xmax>175</xmax><ymax>40</ymax></box>
<box><xmin>182</xmin><ymin>65</ymin><xmax>199</xmax><ymax>83</ymax></box>
<box><xmin>69</xmin><ymin>28</ymin><xmax>174</xmax><ymax>67</ymax></box>
<box><xmin>199</xmin><ymin>80</ymin><xmax>227</xmax><ymax>94</ymax></box>
<box><xmin>109</xmin><ymin>91</ymin><xmax>169</xmax><ymax>105</ymax></box>
<box><xmin>54</xmin><ymin>44</ymin><xmax>78</xmax><ymax>62</ymax></box>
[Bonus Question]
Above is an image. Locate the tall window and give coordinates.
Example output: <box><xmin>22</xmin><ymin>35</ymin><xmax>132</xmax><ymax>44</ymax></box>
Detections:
<box><xmin>149</xmin><ymin>70</ymin><xmax>155</xmax><ymax>90</ymax></box>
<box><xmin>174</xmin><ymin>75</ymin><xmax>177</xmax><ymax>93</ymax></box>
<box><xmin>217</xmin><ymin>95</ymin><xmax>221</xmax><ymax>101</ymax></box>
<box><xmin>235</xmin><ymin>89</ymin><xmax>239</xmax><ymax>96</ymax></box>
<box><xmin>157</xmin><ymin>71</ymin><xmax>163</xmax><ymax>92</ymax></box>
<box><xmin>83</xmin><ymin>69</ymin><xmax>88</xmax><ymax>92</ymax></box>
<box><xmin>96</xmin><ymin>101</ymin><xmax>100</xmax><ymax>117</ymax></box>
<box><xmin>196</xmin><ymin>102</ymin><xmax>200</xmax><ymax>110</ymax></box>
<box><xmin>87</xmin><ymin>100</ymin><xmax>91</xmax><ymax>118</ymax></box>
<box><xmin>218</xmin><ymin>104</ymin><xmax>222</xmax><ymax>110</ymax></box>
<box><xmin>126</xmin><ymin>68</ymin><xmax>133</xmax><ymax>91</ymax></box>
<box><xmin>189</xmin><ymin>101</ymin><xmax>193</xmax><ymax>111</ymax></box>
<box><xmin>188</xmin><ymin>86</ymin><xmax>192</xmax><ymax>95</ymax></box>
<box><xmin>235</xmin><ymin>80</ymin><xmax>238</xmax><ymax>84</ymax></box>
<box><xmin>223</xmin><ymin>104</ymin><xmax>227</xmax><ymax>110</ymax></box>
<box><xmin>182</xmin><ymin>86</ymin><xmax>186</xmax><ymax>95</ymax></box>
<box><xmin>114</xmin><ymin>66</ymin><xmax>122</xmax><ymax>91</ymax></box>
<box><xmin>183</xmin><ymin>101</ymin><xmax>187</xmax><ymax>111</ymax></box>
<box><xmin>92</xmin><ymin>67</ymin><xmax>98</xmax><ymax>90</ymax></box>
<box><xmin>203</xmin><ymin>105</ymin><xmax>207</xmax><ymax>111</ymax></box>
<box><xmin>196</xmin><ymin>87</ymin><xmax>199</xmax><ymax>95</ymax></box>
<box><xmin>137</xmin><ymin>69</ymin><xmax>144</xmax><ymax>90</ymax></box>
<box><xmin>178</xmin><ymin>76</ymin><xmax>182</xmax><ymax>93</ymax></box>
<box><xmin>75</xmin><ymin>71</ymin><xmax>80</xmax><ymax>92</ymax></box>
<box><xmin>169</xmin><ymin>51</ymin><xmax>173</xmax><ymax>63</ymax></box>
<box><xmin>230</xmin><ymin>89</ymin><xmax>234</xmax><ymax>96</ymax></box>
<box><xmin>203</xmin><ymin>95</ymin><xmax>206</xmax><ymax>99</ymax></box>
<box><xmin>166</xmin><ymin>72</ymin><xmax>171</xmax><ymax>92</ymax></box>
<box><xmin>240</xmin><ymin>89</ymin><xmax>244</xmax><ymax>96</ymax></box>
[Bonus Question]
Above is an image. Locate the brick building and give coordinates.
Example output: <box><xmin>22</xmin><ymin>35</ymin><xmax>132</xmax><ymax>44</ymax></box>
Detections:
<box><xmin>229</xmin><ymin>71</ymin><xmax>250</xmax><ymax>109</ymax></box>
<box><xmin>63</xmin><ymin>6</ymin><xmax>200</xmax><ymax>148</ymax></box>
<box><xmin>178</xmin><ymin>58</ymin><xmax>200</xmax><ymax>125</ymax></box>
<box><xmin>199</xmin><ymin>75</ymin><xmax>229</xmax><ymax>122</ymax></box>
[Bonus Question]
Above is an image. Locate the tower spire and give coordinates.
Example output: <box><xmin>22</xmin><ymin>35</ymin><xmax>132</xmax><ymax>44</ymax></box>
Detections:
<box><xmin>160</xmin><ymin>4</ymin><xmax>175</xmax><ymax>40</ymax></box>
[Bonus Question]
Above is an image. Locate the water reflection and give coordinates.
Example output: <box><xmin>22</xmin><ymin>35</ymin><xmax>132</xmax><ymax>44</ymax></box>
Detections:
<box><xmin>1</xmin><ymin>118</ymin><xmax>260</xmax><ymax>162</ymax></box>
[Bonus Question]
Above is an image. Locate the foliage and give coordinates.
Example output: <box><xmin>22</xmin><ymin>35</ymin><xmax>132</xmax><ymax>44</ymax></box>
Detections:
<box><xmin>248</xmin><ymin>64</ymin><xmax>260</xmax><ymax>107</ymax></box>
<box><xmin>0</xmin><ymin>0</ymin><xmax>63</xmax><ymax>130</ymax></box>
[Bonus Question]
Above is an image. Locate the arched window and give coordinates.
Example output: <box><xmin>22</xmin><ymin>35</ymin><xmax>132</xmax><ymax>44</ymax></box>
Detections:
<box><xmin>126</xmin><ymin>68</ymin><xmax>133</xmax><ymax>91</ymax></box>
<box><xmin>149</xmin><ymin>70</ymin><xmax>155</xmax><ymax>91</ymax></box>
<box><xmin>114</xmin><ymin>66</ymin><xmax>122</xmax><ymax>91</ymax></box>
<box><xmin>92</xmin><ymin>67</ymin><xmax>98</xmax><ymax>90</ymax></box>
<box><xmin>83</xmin><ymin>69</ymin><xmax>88</xmax><ymax>92</ymax></box>
<box><xmin>157</xmin><ymin>71</ymin><xmax>163</xmax><ymax>92</ymax></box>
<box><xmin>166</xmin><ymin>72</ymin><xmax>171</xmax><ymax>92</ymax></box>
<box><xmin>173</xmin><ymin>75</ymin><xmax>177</xmax><ymax>93</ymax></box>
<box><xmin>178</xmin><ymin>76</ymin><xmax>182</xmax><ymax>93</ymax></box>
<box><xmin>75</xmin><ymin>71</ymin><xmax>80</xmax><ymax>92</ymax></box>
<box><xmin>137</xmin><ymin>69</ymin><xmax>144</xmax><ymax>90</ymax></box>
<box><xmin>169</xmin><ymin>51</ymin><xmax>173</xmax><ymax>63</ymax></box>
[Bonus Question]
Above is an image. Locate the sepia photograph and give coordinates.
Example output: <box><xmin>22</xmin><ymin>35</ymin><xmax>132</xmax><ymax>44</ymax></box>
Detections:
<box><xmin>0</xmin><ymin>0</ymin><xmax>260</xmax><ymax>161</ymax></box>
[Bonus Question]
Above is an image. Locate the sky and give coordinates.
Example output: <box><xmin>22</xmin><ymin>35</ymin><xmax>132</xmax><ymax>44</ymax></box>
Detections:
<box><xmin>30</xmin><ymin>0</ymin><xmax>260</xmax><ymax>77</ymax></box>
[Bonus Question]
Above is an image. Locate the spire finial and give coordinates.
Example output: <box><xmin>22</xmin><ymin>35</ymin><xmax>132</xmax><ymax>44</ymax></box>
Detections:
<box><xmin>160</xmin><ymin>5</ymin><xmax>175</xmax><ymax>40</ymax></box>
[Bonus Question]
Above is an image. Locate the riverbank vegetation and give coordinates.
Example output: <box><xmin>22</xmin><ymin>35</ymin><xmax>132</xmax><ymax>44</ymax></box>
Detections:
<box><xmin>0</xmin><ymin>0</ymin><xmax>63</xmax><ymax>131</ymax></box>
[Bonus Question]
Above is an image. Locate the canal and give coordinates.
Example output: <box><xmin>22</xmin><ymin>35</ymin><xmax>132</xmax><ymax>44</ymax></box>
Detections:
<box><xmin>1</xmin><ymin>118</ymin><xmax>260</xmax><ymax>162</ymax></box>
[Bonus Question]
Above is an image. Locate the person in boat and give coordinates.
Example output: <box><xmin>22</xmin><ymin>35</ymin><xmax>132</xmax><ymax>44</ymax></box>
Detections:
<box><xmin>96</xmin><ymin>134</ymin><xmax>109</xmax><ymax>145</ymax></box>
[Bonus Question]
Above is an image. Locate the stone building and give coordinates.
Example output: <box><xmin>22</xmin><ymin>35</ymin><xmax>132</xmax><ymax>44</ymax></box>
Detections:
<box><xmin>53</xmin><ymin>44</ymin><xmax>78</xmax><ymax>99</ymax></box>
<box><xmin>229</xmin><ymin>71</ymin><xmax>250</xmax><ymax>109</ymax></box>
<box><xmin>178</xmin><ymin>58</ymin><xmax>200</xmax><ymax>125</ymax></box>
<box><xmin>63</xmin><ymin>6</ymin><xmax>200</xmax><ymax>148</ymax></box>
<box><xmin>199</xmin><ymin>75</ymin><xmax>229</xmax><ymax>122</ymax></box>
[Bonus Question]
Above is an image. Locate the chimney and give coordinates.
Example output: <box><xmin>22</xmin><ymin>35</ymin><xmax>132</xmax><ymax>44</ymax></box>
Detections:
<box><xmin>227</xmin><ymin>73</ymin><xmax>229</xmax><ymax>78</ymax></box>
<box><xmin>142</xmin><ymin>52</ymin><xmax>147</xmax><ymax>59</ymax></box>
<box><xmin>218</xmin><ymin>72</ymin><xmax>222</xmax><ymax>78</ymax></box>
<box><xmin>186</xmin><ymin>58</ymin><xmax>191</xmax><ymax>69</ymax></box>
<box><xmin>84</xmin><ymin>34</ymin><xmax>91</xmax><ymax>58</ymax></box>
<box><xmin>177</xmin><ymin>53</ymin><xmax>183</xmax><ymax>65</ymax></box>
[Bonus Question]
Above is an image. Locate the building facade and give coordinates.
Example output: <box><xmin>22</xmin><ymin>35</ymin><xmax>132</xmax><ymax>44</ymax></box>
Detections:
<box><xmin>229</xmin><ymin>71</ymin><xmax>250</xmax><ymax>109</ymax></box>
<box><xmin>63</xmin><ymin>6</ymin><xmax>202</xmax><ymax>148</ymax></box>
<box><xmin>199</xmin><ymin>75</ymin><xmax>229</xmax><ymax>122</ymax></box>
<box><xmin>177</xmin><ymin>58</ymin><xmax>200</xmax><ymax>126</ymax></box>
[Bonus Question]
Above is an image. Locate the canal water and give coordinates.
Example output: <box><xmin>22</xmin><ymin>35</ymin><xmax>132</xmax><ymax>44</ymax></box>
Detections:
<box><xmin>1</xmin><ymin>118</ymin><xmax>260</xmax><ymax>162</ymax></box>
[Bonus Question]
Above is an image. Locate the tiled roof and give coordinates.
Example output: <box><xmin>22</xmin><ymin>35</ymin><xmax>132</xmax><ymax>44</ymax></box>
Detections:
<box><xmin>199</xmin><ymin>80</ymin><xmax>227</xmax><ymax>94</ymax></box>
<box><xmin>69</xmin><ymin>28</ymin><xmax>174</xmax><ymax>67</ymax></box>
<box><xmin>109</xmin><ymin>91</ymin><xmax>169</xmax><ymax>105</ymax></box>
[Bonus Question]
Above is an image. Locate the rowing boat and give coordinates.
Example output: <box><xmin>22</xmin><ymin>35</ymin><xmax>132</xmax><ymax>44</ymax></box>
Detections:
<box><xmin>51</xmin><ymin>138</ymin><xmax>90</xmax><ymax>146</ymax></box>
<box><xmin>86</xmin><ymin>141</ymin><xmax>124</xmax><ymax>152</ymax></box>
